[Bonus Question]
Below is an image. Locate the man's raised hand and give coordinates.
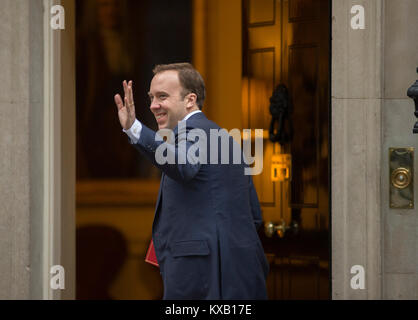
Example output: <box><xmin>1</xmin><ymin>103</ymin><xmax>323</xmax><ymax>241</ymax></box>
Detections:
<box><xmin>114</xmin><ymin>80</ymin><xmax>136</xmax><ymax>130</ymax></box>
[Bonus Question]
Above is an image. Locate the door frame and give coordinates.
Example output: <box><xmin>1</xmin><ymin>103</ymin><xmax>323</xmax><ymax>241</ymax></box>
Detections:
<box><xmin>44</xmin><ymin>0</ymin><xmax>384</xmax><ymax>300</ymax></box>
<box><xmin>42</xmin><ymin>0</ymin><xmax>75</xmax><ymax>299</ymax></box>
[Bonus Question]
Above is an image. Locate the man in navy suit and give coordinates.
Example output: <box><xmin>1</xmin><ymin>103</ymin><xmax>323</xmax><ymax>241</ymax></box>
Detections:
<box><xmin>114</xmin><ymin>63</ymin><xmax>269</xmax><ymax>299</ymax></box>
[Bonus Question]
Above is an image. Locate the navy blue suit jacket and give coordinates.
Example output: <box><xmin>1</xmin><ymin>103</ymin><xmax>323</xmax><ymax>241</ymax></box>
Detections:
<box><xmin>132</xmin><ymin>112</ymin><xmax>269</xmax><ymax>299</ymax></box>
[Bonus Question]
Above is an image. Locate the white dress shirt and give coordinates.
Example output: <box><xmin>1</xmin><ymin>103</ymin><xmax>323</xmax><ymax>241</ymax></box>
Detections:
<box><xmin>123</xmin><ymin>110</ymin><xmax>202</xmax><ymax>144</ymax></box>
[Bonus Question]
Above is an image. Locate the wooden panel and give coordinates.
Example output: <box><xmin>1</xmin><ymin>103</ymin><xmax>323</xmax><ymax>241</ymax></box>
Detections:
<box><xmin>247</xmin><ymin>48</ymin><xmax>277</xmax><ymax>207</ymax></box>
<box><xmin>77</xmin><ymin>179</ymin><xmax>160</xmax><ymax>206</ymax></box>
<box><xmin>244</xmin><ymin>0</ymin><xmax>284</xmax><ymax>220</ymax></box>
<box><xmin>248</xmin><ymin>48</ymin><xmax>275</xmax><ymax>130</ymax></box>
<box><xmin>253</xmin><ymin>141</ymin><xmax>276</xmax><ymax>206</ymax></box>
<box><xmin>76</xmin><ymin>205</ymin><xmax>163</xmax><ymax>299</ymax></box>
<box><xmin>243</xmin><ymin>0</ymin><xmax>330</xmax><ymax>299</ymax></box>
<box><xmin>288</xmin><ymin>256</ymin><xmax>320</xmax><ymax>299</ymax></box>
<box><xmin>249</xmin><ymin>0</ymin><xmax>276</xmax><ymax>26</ymax></box>
<box><xmin>288</xmin><ymin>0</ymin><xmax>320</xmax><ymax>22</ymax></box>
<box><xmin>267</xmin><ymin>255</ymin><xmax>328</xmax><ymax>299</ymax></box>
<box><xmin>288</xmin><ymin>44</ymin><xmax>319</xmax><ymax>207</ymax></box>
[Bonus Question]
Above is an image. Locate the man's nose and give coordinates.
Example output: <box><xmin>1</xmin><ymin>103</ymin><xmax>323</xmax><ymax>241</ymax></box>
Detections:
<box><xmin>150</xmin><ymin>102</ymin><xmax>160</xmax><ymax>112</ymax></box>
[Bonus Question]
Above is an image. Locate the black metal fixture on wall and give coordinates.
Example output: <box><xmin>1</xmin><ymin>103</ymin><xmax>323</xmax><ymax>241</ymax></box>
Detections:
<box><xmin>407</xmin><ymin>67</ymin><xmax>418</xmax><ymax>134</ymax></box>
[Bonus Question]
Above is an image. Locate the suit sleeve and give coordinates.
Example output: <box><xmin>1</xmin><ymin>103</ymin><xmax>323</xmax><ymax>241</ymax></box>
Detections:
<box><xmin>249</xmin><ymin>176</ymin><xmax>263</xmax><ymax>230</ymax></box>
<box><xmin>131</xmin><ymin>123</ymin><xmax>202</xmax><ymax>182</ymax></box>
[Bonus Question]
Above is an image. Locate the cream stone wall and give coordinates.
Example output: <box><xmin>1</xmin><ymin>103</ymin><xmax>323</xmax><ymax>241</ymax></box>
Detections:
<box><xmin>332</xmin><ymin>0</ymin><xmax>418</xmax><ymax>299</ymax></box>
<box><xmin>381</xmin><ymin>0</ymin><xmax>418</xmax><ymax>299</ymax></box>
<box><xmin>331</xmin><ymin>0</ymin><xmax>383</xmax><ymax>299</ymax></box>
<box><xmin>0</xmin><ymin>0</ymin><xmax>43</xmax><ymax>299</ymax></box>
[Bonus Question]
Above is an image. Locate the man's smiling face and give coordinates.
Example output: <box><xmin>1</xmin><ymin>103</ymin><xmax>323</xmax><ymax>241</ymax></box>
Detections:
<box><xmin>148</xmin><ymin>70</ymin><xmax>189</xmax><ymax>130</ymax></box>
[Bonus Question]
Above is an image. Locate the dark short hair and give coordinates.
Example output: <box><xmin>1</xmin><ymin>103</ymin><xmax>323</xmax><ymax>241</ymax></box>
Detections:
<box><xmin>153</xmin><ymin>63</ymin><xmax>206</xmax><ymax>110</ymax></box>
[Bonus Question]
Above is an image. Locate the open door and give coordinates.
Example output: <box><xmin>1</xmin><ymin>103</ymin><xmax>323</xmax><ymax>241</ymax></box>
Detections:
<box><xmin>242</xmin><ymin>0</ymin><xmax>330</xmax><ymax>299</ymax></box>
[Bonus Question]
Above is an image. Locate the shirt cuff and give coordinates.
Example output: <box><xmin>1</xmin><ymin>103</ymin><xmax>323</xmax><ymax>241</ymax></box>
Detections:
<box><xmin>123</xmin><ymin>119</ymin><xmax>142</xmax><ymax>144</ymax></box>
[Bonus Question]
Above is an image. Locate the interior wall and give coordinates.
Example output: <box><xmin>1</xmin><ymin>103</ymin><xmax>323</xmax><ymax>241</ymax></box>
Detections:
<box><xmin>75</xmin><ymin>0</ymin><xmax>243</xmax><ymax>300</ymax></box>
<box><xmin>76</xmin><ymin>0</ymin><xmax>191</xmax><ymax>299</ymax></box>
<box><xmin>76</xmin><ymin>207</ymin><xmax>162</xmax><ymax>299</ymax></box>
<box><xmin>76</xmin><ymin>182</ymin><xmax>162</xmax><ymax>299</ymax></box>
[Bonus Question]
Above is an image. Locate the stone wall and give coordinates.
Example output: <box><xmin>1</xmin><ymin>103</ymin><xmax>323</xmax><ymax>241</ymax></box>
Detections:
<box><xmin>0</xmin><ymin>0</ymin><xmax>44</xmax><ymax>299</ymax></box>
<box><xmin>331</xmin><ymin>0</ymin><xmax>383</xmax><ymax>299</ymax></box>
<box><xmin>381</xmin><ymin>0</ymin><xmax>418</xmax><ymax>299</ymax></box>
<box><xmin>332</xmin><ymin>0</ymin><xmax>418</xmax><ymax>299</ymax></box>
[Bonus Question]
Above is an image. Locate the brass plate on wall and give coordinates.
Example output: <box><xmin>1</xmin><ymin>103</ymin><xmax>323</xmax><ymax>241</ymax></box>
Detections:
<box><xmin>389</xmin><ymin>148</ymin><xmax>414</xmax><ymax>209</ymax></box>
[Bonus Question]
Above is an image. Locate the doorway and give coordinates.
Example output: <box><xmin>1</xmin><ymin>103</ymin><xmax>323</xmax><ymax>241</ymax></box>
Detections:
<box><xmin>75</xmin><ymin>0</ymin><xmax>192</xmax><ymax>299</ymax></box>
<box><xmin>242</xmin><ymin>0</ymin><xmax>331</xmax><ymax>299</ymax></box>
<box><xmin>73</xmin><ymin>0</ymin><xmax>331</xmax><ymax>299</ymax></box>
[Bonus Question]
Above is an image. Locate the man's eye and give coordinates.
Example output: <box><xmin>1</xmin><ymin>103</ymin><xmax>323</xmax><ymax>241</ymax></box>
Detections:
<box><xmin>159</xmin><ymin>95</ymin><xmax>167</xmax><ymax>99</ymax></box>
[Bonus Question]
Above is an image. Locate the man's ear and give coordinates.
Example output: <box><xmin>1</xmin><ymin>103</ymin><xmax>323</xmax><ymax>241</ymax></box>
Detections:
<box><xmin>186</xmin><ymin>93</ymin><xmax>198</xmax><ymax>109</ymax></box>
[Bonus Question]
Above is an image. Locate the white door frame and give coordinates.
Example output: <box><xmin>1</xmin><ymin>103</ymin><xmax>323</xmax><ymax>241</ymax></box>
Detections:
<box><xmin>43</xmin><ymin>0</ymin><xmax>75</xmax><ymax>300</ymax></box>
